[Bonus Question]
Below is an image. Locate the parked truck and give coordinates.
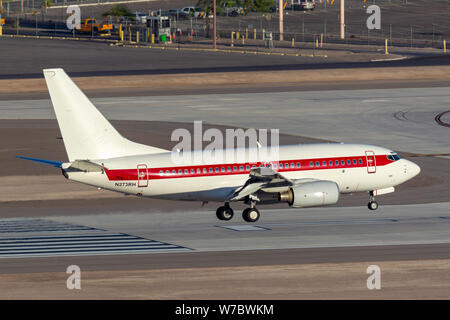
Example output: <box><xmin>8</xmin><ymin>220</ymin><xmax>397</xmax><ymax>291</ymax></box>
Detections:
<box><xmin>78</xmin><ymin>19</ymin><xmax>113</xmax><ymax>35</ymax></box>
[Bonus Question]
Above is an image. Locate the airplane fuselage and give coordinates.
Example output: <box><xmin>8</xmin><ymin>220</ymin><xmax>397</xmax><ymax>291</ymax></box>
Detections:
<box><xmin>65</xmin><ymin>143</ymin><xmax>420</xmax><ymax>203</ymax></box>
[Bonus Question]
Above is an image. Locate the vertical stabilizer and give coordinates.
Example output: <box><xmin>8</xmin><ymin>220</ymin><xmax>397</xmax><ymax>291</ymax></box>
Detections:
<box><xmin>43</xmin><ymin>68</ymin><xmax>168</xmax><ymax>161</ymax></box>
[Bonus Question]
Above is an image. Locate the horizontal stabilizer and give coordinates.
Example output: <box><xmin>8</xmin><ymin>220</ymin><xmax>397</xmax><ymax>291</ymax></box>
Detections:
<box><xmin>17</xmin><ymin>156</ymin><xmax>63</xmax><ymax>168</ymax></box>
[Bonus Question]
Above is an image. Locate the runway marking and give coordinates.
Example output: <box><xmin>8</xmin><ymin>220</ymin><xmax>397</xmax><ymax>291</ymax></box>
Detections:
<box><xmin>0</xmin><ymin>219</ymin><xmax>103</xmax><ymax>233</ymax></box>
<box><xmin>216</xmin><ymin>225</ymin><xmax>271</xmax><ymax>231</ymax></box>
<box><xmin>393</xmin><ymin>111</ymin><xmax>409</xmax><ymax>121</ymax></box>
<box><xmin>0</xmin><ymin>219</ymin><xmax>191</xmax><ymax>258</ymax></box>
<box><xmin>435</xmin><ymin>110</ymin><xmax>450</xmax><ymax>128</ymax></box>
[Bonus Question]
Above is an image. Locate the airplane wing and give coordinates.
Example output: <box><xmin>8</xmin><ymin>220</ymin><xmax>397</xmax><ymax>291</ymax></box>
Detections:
<box><xmin>228</xmin><ymin>166</ymin><xmax>316</xmax><ymax>201</ymax></box>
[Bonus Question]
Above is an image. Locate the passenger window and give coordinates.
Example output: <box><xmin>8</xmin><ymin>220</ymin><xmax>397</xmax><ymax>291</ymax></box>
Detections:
<box><xmin>172</xmin><ymin>170</ymin><xmax>176</xmax><ymax>174</ymax></box>
<box><xmin>227</xmin><ymin>167</ymin><xmax>231</xmax><ymax>172</ymax></box>
<box><xmin>240</xmin><ymin>166</ymin><xmax>244</xmax><ymax>171</ymax></box>
<box><xmin>291</xmin><ymin>163</ymin><xmax>295</xmax><ymax>168</ymax></box>
<box><xmin>273</xmin><ymin>163</ymin><xmax>277</xmax><ymax>169</ymax></box>
<box><xmin>335</xmin><ymin>160</ymin><xmax>339</xmax><ymax>166</ymax></box>
<box><xmin>322</xmin><ymin>161</ymin><xmax>327</xmax><ymax>167</ymax></box>
<box><xmin>316</xmin><ymin>161</ymin><xmax>320</xmax><ymax>167</ymax></box>
<box><xmin>203</xmin><ymin>168</ymin><xmax>207</xmax><ymax>173</ymax></box>
<box><xmin>296</xmin><ymin>162</ymin><xmax>301</xmax><ymax>168</ymax></box>
<box><xmin>347</xmin><ymin>160</ymin><xmax>351</xmax><ymax>165</ymax></box>
<box><xmin>191</xmin><ymin>169</ymin><xmax>195</xmax><ymax>174</ymax></box>
<box><xmin>184</xmin><ymin>169</ymin><xmax>189</xmax><ymax>174</ymax></box>
<box><xmin>209</xmin><ymin>168</ymin><xmax>213</xmax><ymax>173</ymax></box>
<box><xmin>233</xmin><ymin>166</ymin><xmax>237</xmax><ymax>171</ymax></box>
<box><xmin>341</xmin><ymin>160</ymin><xmax>345</xmax><ymax>165</ymax></box>
<box><xmin>280</xmin><ymin>163</ymin><xmax>284</xmax><ymax>169</ymax></box>
<box><xmin>215</xmin><ymin>168</ymin><xmax>219</xmax><ymax>173</ymax></box>
<box><xmin>353</xmin><ymin>159</ymin><xmax>356</xmax><ymax>165</ymax></box>
<box><xmin>358</xmin><ymin>159</ymin><xmax>362</xmax><ymax>164</ymax></box>
<box><xmin>178</xmin><ymin>169</ymin><xmax>182</xmax><ymax>174</ymax></box>
<box><xmin>197</xmin><ymin>168</ymin><xmax>201</xmax><ymax>174</ymax></box>
<box><xmin>310</xmin><ymin>161</ymin><xmax>314</xmax><ymax>167</ymax></box>
<box><xmin>166</xmin><ymin>170</ymin><xmax>170</xmax><ymax>174</ymax></box>
<box><xmin>246</xmin><ymin>165</ymin><xmax>250</xmax><ymax>170</ymax></box>
<box><xmin>159</xmin><ymin>170</ymin><xmax>163</xmax><ymax>174</ymax></box>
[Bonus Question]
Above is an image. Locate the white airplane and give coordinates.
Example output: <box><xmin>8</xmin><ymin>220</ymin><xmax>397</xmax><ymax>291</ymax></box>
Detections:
<box><xmin>19</xmin><ymin>69</ymin><xmax>421</xmax><ymax>222</ymax></box>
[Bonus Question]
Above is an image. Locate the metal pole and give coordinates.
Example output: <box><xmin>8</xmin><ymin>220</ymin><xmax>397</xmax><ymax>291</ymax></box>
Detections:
<box><xmin>213</xmin><ymin>0</ymin><xmax>216</xmax><ymax>49</ymax></box>
<box><xmin>340</xmin><ymin>0</ymin><xmax>345</xmax><ymax>40</ymax></box>
<box><xmin>279</xmin><ymin>0</ymin><xmax>283</xmax><ymax>41</ymax></box>
<box><xmin>410</xmin><ymin>25</ymin><xmax>413</xmax><ymax>48</ymax></box>
<box><xmin>302</xmin><ymin>20</ymin><xmax>304</xmax><ymax>42</ymax></box>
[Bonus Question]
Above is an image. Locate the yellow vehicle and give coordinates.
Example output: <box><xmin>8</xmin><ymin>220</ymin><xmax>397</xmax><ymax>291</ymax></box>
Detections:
<box><xmin>1</xmin><ymin>18</ymin><xmax>5</xmax><ymax>26</ymax></box>
<box><xmin>78</xmin><ymin>19</ymin><xmax>112</xmax><ymax>35</ymax></box>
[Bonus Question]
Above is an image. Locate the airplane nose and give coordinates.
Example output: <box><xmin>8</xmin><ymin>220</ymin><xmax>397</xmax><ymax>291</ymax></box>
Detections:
<box><xmin>408</xmin><ymin>160</ymin><xmax>421</xmax><ymax>178</ymax></box>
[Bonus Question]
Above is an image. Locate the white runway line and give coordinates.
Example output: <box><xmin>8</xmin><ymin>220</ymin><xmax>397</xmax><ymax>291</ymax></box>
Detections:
<box><xmin>0</xmin><ymin>219</ymin><xmax>191</xmax><ymax>258</ymax></box>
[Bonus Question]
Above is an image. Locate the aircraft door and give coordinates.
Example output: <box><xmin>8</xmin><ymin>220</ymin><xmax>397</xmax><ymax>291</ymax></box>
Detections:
<box><xmin>365</xmin><ymin>151</ymin><xmax>376</xmax><ymax>173</ymax></box>
<box><xmin>137</xmin><ymin>164</ymin><xmax>148</xmax><ymax>187</ymax></box>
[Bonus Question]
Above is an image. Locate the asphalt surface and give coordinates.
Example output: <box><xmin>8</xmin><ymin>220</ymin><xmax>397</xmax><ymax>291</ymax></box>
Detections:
<box><xmin>2</xmin><ymin>87</ymin><xmax>449</xmax><ymax>154</ymax></box>
<box><xmin>1</xmin><ymin>202</ymin><xmax>450</xmax><ymax>274</ymax></box>
<box><xmin>0</xmin><ymin>87</ymin><xmax>448</xmax><ymax>299</ymax></box>
<box><xmin>0</xmin><ymin>37</ymin><xmax>449</xmax><ymax>79</ymax></box>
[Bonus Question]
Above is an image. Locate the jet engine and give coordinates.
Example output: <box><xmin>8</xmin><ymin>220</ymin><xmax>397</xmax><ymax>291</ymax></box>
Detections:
<box><xmin>278</xmin><ymin>181</ymin><xmax>340</xmax><ymax>208</ymax></box>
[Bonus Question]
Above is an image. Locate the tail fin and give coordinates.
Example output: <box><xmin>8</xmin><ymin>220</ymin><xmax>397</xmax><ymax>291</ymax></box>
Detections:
<box><xmin>43</xmin><ymin>68</ymin><xmax>168</xmax><ymax>162</ymax></box>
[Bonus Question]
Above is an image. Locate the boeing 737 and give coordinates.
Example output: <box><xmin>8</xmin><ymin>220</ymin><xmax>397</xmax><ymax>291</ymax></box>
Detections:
<box><xmin>18</xmin><ymin>69</ymin><xmax>421</xmax><ymax>222</ymax></box>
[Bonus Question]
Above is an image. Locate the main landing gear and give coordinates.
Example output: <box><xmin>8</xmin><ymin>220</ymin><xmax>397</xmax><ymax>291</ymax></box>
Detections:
<box><xmin>215</xmin><ymin>201</ymin><xmax>260</xmax><ymax>223</ymax></box>
<box><xmin>216</xmin><ymin>203</ymin><xmax>234</xmax><ymax>221</ymax></box>
<box><xmin>368</xmin><ymin>191</ymin><xmax>379</xmax><ymax>211</ymax></box>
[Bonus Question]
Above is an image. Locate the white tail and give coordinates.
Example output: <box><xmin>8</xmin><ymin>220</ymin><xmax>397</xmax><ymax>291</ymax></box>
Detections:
<box><xmin>43</xmin><ymin>68</ymin><xmax>168</xmax><ymax>161</ymax></box>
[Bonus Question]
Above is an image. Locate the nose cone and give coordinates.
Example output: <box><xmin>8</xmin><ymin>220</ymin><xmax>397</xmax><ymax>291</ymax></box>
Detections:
<box><xmin>407</xmin><ymin>160</ymin><xmax>421</xmax><ymax>178</ymax></box>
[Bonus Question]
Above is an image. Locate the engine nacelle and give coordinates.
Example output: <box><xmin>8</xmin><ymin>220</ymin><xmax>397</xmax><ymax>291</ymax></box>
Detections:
<box><xmin>278</xmin><ymin>181</ymin><xmax>340</xmax><ymax>208</ymax></box>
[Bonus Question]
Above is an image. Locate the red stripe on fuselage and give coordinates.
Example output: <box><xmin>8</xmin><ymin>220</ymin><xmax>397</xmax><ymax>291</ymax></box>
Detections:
<box><xmin>104</xmin><ymin>155</ymin><xmax>394</xmax><ymax>181</ymax></box>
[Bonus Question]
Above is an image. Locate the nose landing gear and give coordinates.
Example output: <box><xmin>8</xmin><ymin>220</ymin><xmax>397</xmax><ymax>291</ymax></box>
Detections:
<box><xmin>368</xmin><ymin>191</ymin><xmax>378</xmax><ymax>211</ymax></box>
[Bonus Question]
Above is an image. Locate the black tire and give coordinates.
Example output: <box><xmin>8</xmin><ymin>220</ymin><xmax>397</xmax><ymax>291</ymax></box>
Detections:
<box><xmin>216</xmin><ymin>206</ymin><xmax>234</xmax><ymax>221</ymax></box>
<box><xmin>368</xmin><ymin>201</ymin><xmax>378</xmax><ymax>211</ymax></box>
<box><xmin>242</xmin><ymin>208</ymin><xmax>260</xmax><ymax>223</ymax></box>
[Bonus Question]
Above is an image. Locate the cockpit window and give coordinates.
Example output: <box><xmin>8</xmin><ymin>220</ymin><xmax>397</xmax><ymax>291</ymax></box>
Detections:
<box><xmin>387</xmin><ymin>152</ymin><xmax>400</xmax><ymax>161</ymax></box>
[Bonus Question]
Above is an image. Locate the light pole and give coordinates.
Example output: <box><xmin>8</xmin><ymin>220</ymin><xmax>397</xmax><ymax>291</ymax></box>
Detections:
<box><xmin>279</xmin><ymin>0</ymin><xmax>283</xmax><ymax>41</ymax></box>
<box><xmin>0</xmin><ymin>0</ymin><xmax>2</xmax><ymax>37</ymax></box>
<box><xmin>213</xmin><ymin>0</ymin><xmax>216</xmax><ymax>49</ymax></box>
<box><xmin>340</xmin><ymin>0</ymin><xmax>345</xmax><ymax>40</ymax></box>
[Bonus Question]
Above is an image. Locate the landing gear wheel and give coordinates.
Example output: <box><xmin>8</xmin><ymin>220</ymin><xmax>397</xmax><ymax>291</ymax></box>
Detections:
<box><xmin>242</xmin><ymin>207</ymin><xmax>260</xmax><ymax>223</ymax></box>
<box><xmin>216</xmin><ymin>206</ymin><xmax>234</xmax><ymax>221</ymax></box>
<box><xmin>368</xmin><ymin>201</ymin><xmax>378</xmax><ymax>211</ymax></box>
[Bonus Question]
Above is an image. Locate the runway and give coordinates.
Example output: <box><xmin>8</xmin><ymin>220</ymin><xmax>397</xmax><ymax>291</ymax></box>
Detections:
<box><xmin>0</xmin><ymin>85</ymin><xmax>449</xmax><ymax>298</ymax></box>
<box><xmin>0</xmin><ymin>201</ymin><xmax>449</xmax><ymax>274</ymax></box>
